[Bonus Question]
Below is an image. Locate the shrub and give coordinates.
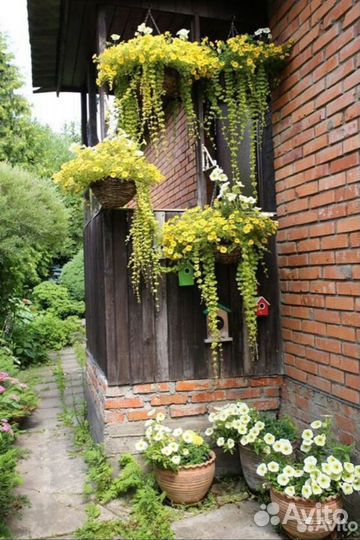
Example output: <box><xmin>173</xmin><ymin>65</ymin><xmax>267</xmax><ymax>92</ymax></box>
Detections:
<box><xmin>0</xmin><ymin>373</ymin><xmax>38</xmax><ymax>423</ymax></box>
<box><xmin>0</xmin><ymin>162</ymin><xmax>68</xmax><ymax>323</ymax></box>
<box><xmin>60</xmin><ymin>250</ymin><xmax>85</xmax><ymax>301</ymax></box>
<box><xmin>0</xmin><ymin>447</ymin><xmax>23</xmax><ymax>536</ymax></box>
<box><xmin>32</xmin><ymin>280</ymin><xmax>85</xmax><ymax>317</ymax></box>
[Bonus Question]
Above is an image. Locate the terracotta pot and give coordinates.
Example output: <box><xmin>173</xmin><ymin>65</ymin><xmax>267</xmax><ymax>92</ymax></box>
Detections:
<box><xmin>90</xmin><ymin>177</ymin><xmax>136</xmax><ymax>209</ymax></box>
<box><xmin>239</xmin><ymin>444</ymin><xmax>264</xmax><ymax>493</ymax></box>
<box><xmin>271</xmin><ymin>488</ymin><xmax>343</xmax><ymax>540</ymax></box>
<box><xmin>155</xmin><ymin>451</ymin><xmax>216</xmax><ymax>504</ymax></box>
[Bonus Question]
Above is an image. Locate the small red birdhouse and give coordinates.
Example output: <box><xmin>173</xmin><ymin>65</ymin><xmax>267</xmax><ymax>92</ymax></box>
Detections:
<box><xmin>256</xmin><ymin>296</ymin><xmax>270</xmax><ymax>317</ymax></box>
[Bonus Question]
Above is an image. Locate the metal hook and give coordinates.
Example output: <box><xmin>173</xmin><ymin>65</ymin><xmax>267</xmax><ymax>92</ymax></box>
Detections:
<box><xmin>144</xmin><ymin>7</ymin><xmax>161</xmax><ymax>35</ymax></box>
<box><xmin>227</xmin><ymin>15</ymin><xmax>239</xmax><ymax>39</ymax></box>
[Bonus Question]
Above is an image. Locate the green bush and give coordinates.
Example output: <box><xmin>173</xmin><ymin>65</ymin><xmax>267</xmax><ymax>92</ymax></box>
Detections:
<box><xmin>0</xmin><ymin>447</ymin><xmax>23</xmax><ymax>536</ymax></box>
<box><xmin>7</xmin><ymin>299</ymin><xmax>83</xmax><ymax>368</ymax></box>
<box><xmin>60</xmin><ymin>249</ymin><xmax>85</xmax><ymax>301</ymax></box>
<box><xmin>32</xmin><ymin>280</ymin><xmax>85</xmax><ymax>318</ymax></box>
<box><xmin>0</xmin><ymin>373</ymin><xmax>38</xmax><ymax>423</ymax></box>
<box><xmin>0</xmin><ymin>162</ymin><xmax>68</xmax><ymax>323</ymax></box>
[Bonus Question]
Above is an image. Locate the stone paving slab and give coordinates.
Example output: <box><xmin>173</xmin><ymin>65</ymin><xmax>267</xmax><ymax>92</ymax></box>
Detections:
<box><xmin>9</xmin><ymin>350</ymin><xmax>87</xmax><ymax>539</ymax></box>
<box><xmin>172</xmin><ymin>502</ymin><xmax>282</xmax><ymax>540</ymax></box>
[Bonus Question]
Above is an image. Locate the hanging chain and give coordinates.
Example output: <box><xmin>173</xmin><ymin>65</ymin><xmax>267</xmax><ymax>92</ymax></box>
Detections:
<box><xmin>144</xmin><ymin>8</ymin><xmax>161</xmax><ymax>35</ymax></box>
<box><xmin>227</xmin><ymin>15</ymin><xmax>239</xmax><ymax>39</ymax></box>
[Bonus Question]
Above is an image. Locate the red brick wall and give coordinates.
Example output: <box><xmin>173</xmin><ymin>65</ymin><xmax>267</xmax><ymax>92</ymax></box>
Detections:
<box><xmin>269</xmin><ymin>0</ymin><xmax>360</xmax><ymax>443</ymax></box>
<box><xmin>145</xmin><ymin>105</ymin><xmax>198</xmax><ymax>209</ymax></box>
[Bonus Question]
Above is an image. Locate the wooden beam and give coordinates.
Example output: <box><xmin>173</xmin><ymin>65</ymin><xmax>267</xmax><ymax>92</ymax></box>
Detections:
<box><xmin>71</xmin><ymin>0</ymin><xmax>238</xmax><ymax>20</ymax></box>
<box><xmin>97</xmin><ymin>6</ymin><xmax>107</xmax><ymax>141</ymax></box>
<box><xmin>193</xmin><ymin>13</ymin><xmax>207</xmax><ymax>207</ymax></box>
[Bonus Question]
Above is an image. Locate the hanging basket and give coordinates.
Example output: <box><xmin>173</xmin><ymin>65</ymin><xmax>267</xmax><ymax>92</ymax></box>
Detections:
<box><xmin>90</xmin><ymin>177</ymin><xmax>136</xmax><ymax>209</ymax></box>
<box><xmin>215</xmin><ymin>248</ymin><xmax>241</xmax><ymax>265</ymax></box>
<box><xmin>163</xmin><ymin>68</ymin><xmax>179</xmax><ymax>98</ymax></box>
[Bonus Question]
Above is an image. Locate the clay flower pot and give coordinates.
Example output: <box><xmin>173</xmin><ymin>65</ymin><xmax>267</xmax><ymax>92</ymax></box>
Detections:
<box><xmin>271</xmin><ymin>488</ymin><xmax>343</xmax><ymax>540</ymax></box>
<box><xmin>155</xmin><ymin>451</ymin><xmax>216</xmax><ymax>504</ymax></box>
<box><xmin>239</xmin><ymin>445</ymin><xmax>264</xmax><ymax>493</ymax></box>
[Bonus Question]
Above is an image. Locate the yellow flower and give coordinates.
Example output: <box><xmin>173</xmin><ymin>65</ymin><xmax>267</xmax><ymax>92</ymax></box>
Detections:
<box><xmin>219</xmin><ymin>246</ymin><xmax>228</xmax><ymax>253</ymax></box>
<box><xmin>243</xmin><ymin>224</ymin><xmax>253</xmax><ymax>234</ymax></box>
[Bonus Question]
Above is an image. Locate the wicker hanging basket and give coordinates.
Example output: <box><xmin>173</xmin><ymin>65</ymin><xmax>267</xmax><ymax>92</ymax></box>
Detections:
<box><xmin>90</xmin><ymin>177</ymin><xmax>136</xmax><ymax>209</ymax></box>
<box><xmin>215</xmin><ymin>248</ymin><xmax>241</xmax><ymax>265</ymax></box>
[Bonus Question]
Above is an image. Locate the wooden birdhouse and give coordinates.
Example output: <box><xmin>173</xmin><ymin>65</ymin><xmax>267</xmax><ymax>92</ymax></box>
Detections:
<box><xmin>256</xmin><ymin>296</ymin><xmax>270</xmax><ymax>317</ymax></box>
<box><xmin>204</xmin><ymin>304</ymin><xmax>233</xmax><ymax>343</ymax></box>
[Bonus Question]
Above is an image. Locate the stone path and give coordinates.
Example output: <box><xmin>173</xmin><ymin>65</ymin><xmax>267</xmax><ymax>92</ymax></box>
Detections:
<box><xmin>9</xmin><ymin>347</ymin><xmax>281</xmax><ymax>540</ymax></box>
<box><xmin>9</xmin><ymin>348</ymin><xmax>87</xmax><ymax>539</ymax></box>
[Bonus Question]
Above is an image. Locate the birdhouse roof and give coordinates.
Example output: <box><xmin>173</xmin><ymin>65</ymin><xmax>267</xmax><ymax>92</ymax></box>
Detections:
<box><xmin>203</xmin><ymin>303</ymin><xmax>231</xmax><ymax>315</ymax></box>
<box><xmin>258</xmin><ymin>296</ymin><xmax>270</xmax><ymax>305</ymax></box>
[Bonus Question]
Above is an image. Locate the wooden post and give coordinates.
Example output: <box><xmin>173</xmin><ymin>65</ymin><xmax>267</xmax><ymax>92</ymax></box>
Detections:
<box><xmin>192</xmin><ymin>14</ymin><xmax>207</xmax><ymax>207</ymax></box>
<box><xmin>97</xmin><ymin>6</ymin><xmax>107</xmax><ymax>141</ymax></box>
<box><xmin>87</xmin><ymin>62</ymin><xmax>98</xmax><ymax>147</ymax></box>
<box><xmin>80</xmin><ymin>89</ymin><xmax>88</xmax><ymax>146</ymax></box>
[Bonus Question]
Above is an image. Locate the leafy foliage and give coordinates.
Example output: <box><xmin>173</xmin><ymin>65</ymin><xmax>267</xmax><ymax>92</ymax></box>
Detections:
<box><xmin>0</xmin><ymin>372</ymin><xmax>38</xmax><ymax>423</ymax></box>
<box><xmin>0</xmin><ymin>163</ymin><xmax>68</xmax><ymax>322</ymax></box>
<box><xmin>60</xmin><ymin>250</ymin><xmax>85</xmax><ymax>301</ymax></box>
<box><xmin>32</xmin><ymin>281</ymin><xmax>85</xmax><ymax>318</ymax></box>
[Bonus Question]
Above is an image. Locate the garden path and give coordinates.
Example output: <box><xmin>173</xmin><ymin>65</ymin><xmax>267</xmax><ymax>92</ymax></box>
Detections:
<box><xmin>9</xmin><ymin>348</ymin><xmax>87</xmax><ymax>539</ymax></box>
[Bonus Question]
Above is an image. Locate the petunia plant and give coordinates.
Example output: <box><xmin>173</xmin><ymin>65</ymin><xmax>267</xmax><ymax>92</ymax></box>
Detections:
<box><xmin>136</xmin><ymin>411</ymin><xmax>212</xmax><ymax>472</ymax></box>
<box><xmin>206</xmin><ymin>401</ymin><xmax>297</xmax><ymax>455</ymax></box>
<box><xmin>256</xmin><ymin>418</ymin><xmax>360</xmax><ymax>500</ymax></box>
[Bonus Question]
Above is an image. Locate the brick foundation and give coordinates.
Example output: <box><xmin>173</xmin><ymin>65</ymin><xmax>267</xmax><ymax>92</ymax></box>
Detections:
<box><xmin>85</xmin><ymin>352</ymin><xmax>282</xmax><ymax>458</ymax></box>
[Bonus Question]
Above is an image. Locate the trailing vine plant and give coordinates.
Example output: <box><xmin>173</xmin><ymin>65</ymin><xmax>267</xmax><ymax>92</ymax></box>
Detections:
<box><xmin>96</xmin><ymin>24</ymin><xmax>221</xmax><ymax>146</ymax></box>
<box><xmin>161</xmin><ymin>169</ymin><xmax>278</xmax><ymax>375</ymax></box>
<box><xmin>53</xmin><ymin>133</ymin><xmax>164</xmax><ymax>303</ymax></box>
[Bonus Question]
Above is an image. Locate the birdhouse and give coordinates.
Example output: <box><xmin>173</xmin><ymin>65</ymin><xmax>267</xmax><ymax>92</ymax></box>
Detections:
<box><xmin>178</xmin><ymin>264</ymin><xmax>194</xmax><ymax>286</ymax></box>
<box><xmin>256</xmin><ymin>296</ymin><xmax>270</xmax><ymax>317</ymax></box>
<box><xmin>203</xmin><ymin>304</ymin><xmax>233</xmax><ymax>343</ymax></box>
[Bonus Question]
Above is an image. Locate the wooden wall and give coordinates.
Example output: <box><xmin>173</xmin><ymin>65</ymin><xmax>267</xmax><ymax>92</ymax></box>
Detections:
<box><xmin>84</xmin><ymin>208</ymin><xmax>281</xmax><ymax>385</ymax></box>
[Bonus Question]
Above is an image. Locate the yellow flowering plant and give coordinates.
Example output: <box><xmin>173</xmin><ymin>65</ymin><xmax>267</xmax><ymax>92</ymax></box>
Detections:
<box><xmin>135</xmin><ymin>411</ymin><xmax>211</xmax><ymax>472</ymax></box>
<box><xmin>206</xmin><ymin>30</ymin><xmax>293</xmax><ymax>193</ymax></box>
<box><xmin>96</xmin><ymin>24</ymin><xmax>221</xmax><ymax>145</ymax></box>
<box><xmin>53</xmin><ymin>133</ymin><xmax>164</xmax><ymax>302</ymax></box>
<box><xmin>161</xmin><ymin>169</ymin><xmax>277</xmax><ymax>374</ymax></box>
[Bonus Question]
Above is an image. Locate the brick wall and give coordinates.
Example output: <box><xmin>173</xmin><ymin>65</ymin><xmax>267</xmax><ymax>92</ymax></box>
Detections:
<box><xmin>269</xmin><ymin>0</ymin><xmax>360</xmax><ymax>445</ymax></box>
<box><xmin>85</xmin><ymin>355</ymin><xmax>282</xmax><ymax>456</ymax></box>
<box><xmin>145</xmin><ymin>105</ymin><xmax>198</xmax><ymax>209</ymax></box>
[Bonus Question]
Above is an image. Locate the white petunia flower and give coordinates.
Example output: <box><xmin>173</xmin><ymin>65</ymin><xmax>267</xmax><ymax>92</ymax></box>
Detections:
<box><xmin>321</xmin><ymin>462</ymin><xmax>332</xmax><ymax>476</ymax></box>
<box><xmin>172</xmin><ymin>428</ymin><xmax>183</xmax><ymax>437</ymax></box>
<box><xmin>300</xmin><ymin>443</ymin><xmax>312</xmax><ymax>454</ymax></box>
<box><xmin>264</xmin><ymin>433</ymin><xmax>275</xmax><ymax>445</ymax></box>
<box><xmin>217</xmin><ymin>437</ymin><xmax>225</xmax><ymax>447</ymax></box>
<box><xmin>227</xmin><ymin>438</ymin><xmax>235</xmax><ymax>449</ymax></box>
<box><xmin>317</xmin><ymin>473</ymin><xmax>331</xmax><ymax>490</ymax></box>
<box><xmin>171</xmin><ymin>455</ymin><xmax>181</xmax><ymax>465</ymax></box>
<box><xmin>153</xmin><ymin>432</ymin><xmax>164</xmax><ymax>442</ymax></box>
<box><xmin>302</xmin><ymin>429</ymin><xmax>314</xmax><ymax>442</ymax></box>
<box><xmin>311</xmin><ymin>482</ymin><xmax>323</xmax><ymax>495</ymax></box>
<box><xmin>208</xmin><ymin>412</ymin><xmax>215</xmax><ymax>423</ymax></box>
<box><xmin>182</xmin><ymin>431</ymin><xmax>194</xmax><ymax>444</ymax></box>
<box><xmin>176</xmin><ymin>28</ymin><xmax>190</xmax><ymax>40</ymax></box>
<box><xmin>161</xmin><ymin>446</ymin><xmax>172</xmax><ymax>456</ymax></box>
<box><xmin>314</xmin><ymin>434</ymin><xmax>326</xmax><ymax>447</ymax></box>
<box><xmin>168</xmin><ymin>442</ymin><xmax>179</xmax><ymax>453</ymax></box>
<box><xmin>111</xmin><ymin>33</ymin><xmax>121</xmax><ymax>41</ymax></box>
<box><xmin>226</xmin><ymin>192</ymin><xmax>237</xmax><ymax>202</ymax></box>
<box><xmin>268</xmin><ymin>461</ymin><xmax>280</xmax><ymax>473</ymax></box>
<box><xmin>135</xmin><ymin>439</ymin><xmax>148</xmax><ymax>452</ymax></box>
<box><xmin>341</xmin><ymin>482</ymin><xmax>353</xmax><ymax>496</ymax></box>
<box><xmin>205</xmin><ymin>427</ymin><xmax>214</xmax><ymax>437</ymax></box>
<box><xmin>255</xmin><ymin>421</ymin><xmax>265</xmax><ymax>431</ymax></box>
<box><xmin>310</xmin><ymin>420</ymin><xmax>322</xmax><ymax>429</ymax></box>
<box><xmin>156</xmin><ymin>412</ymin><xmax>165</xmax><ymax>422</ymax></box>
<box><xmin>344</xmin><ymin>462</ymin><xmax>355</xmax><ymax>474</ymax></box>
<box><xmin>256</xmin><ymin>463</ymin><xmax>268</xmax><ymax>477</ymax></box>
<box><xmin>240</xmin><ymin>436</ymin><xmax>248</xmax><ymax>446</ymax></box>
<box><xmin>354</xmin><ymin>465</ymin><xmax>360</xmax><ymax>477</ymax></box>
<box><xmin>277</xmin><ymin>473</ymin><xmax>290</xmax><ymax>486</ymax></box>
<box><xmin>145</xmin><ymin>419</ymin><xmax>154</xmax><ymax>427</ymax></box>
<box><xmin>283</xmin><ymin>466</ymin><xmax>295</xmax><ymax>477</ymax></box>
<box><xmin>293</xmin><ymin>469</ymin><xmax>304</xmax><ymax>478</ymax></box>
<box><xmin>302</xmin><ymin>484</ymin><xmax>312</xmax><ymax>499</ymax></box>
<box><xmin>182</xmin><ymin>448</ymin><xmax>189</xmax><ymax>456</ymax></box>
<box><xmin>272</xmin><ymin>440</ymin><xmax>283</xmax><ymax>453</ymax></box>
<box><xmin>330</xmin><ymin>460</ymin><xmax>343</xmax><ymax>475</ymax></box>
<box><xmin>136</xmin><ymin>23</ymin><xmax>153</xmax><ymax>35</ymax></box>
<box><xmin>353</xmin><ymin>479</ymin><xmax>360</xmax><ymax>491</ymax></box>
<box><xmin>238</xmin><ymin>403</ymin><xmax>249</xmax><ymax>414</ymax></box>
<box><xmin>304</xmin><ymin>456</ymin><xmax>318</xmax><ymax>473</ymax></box>
<box><xmin>284</xmin><ymin>485</ymin><xmax>295</xmax><ymax>497</ymax></box>
<box><xmin>280</xmin><ymin>439</ymin><xmax>293</xmax><ymax>456</ymax></box>
<box><xmin>263</xmin><ymin>446</ymin><xmax>271</xmax><ymax>455</ymax></box>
